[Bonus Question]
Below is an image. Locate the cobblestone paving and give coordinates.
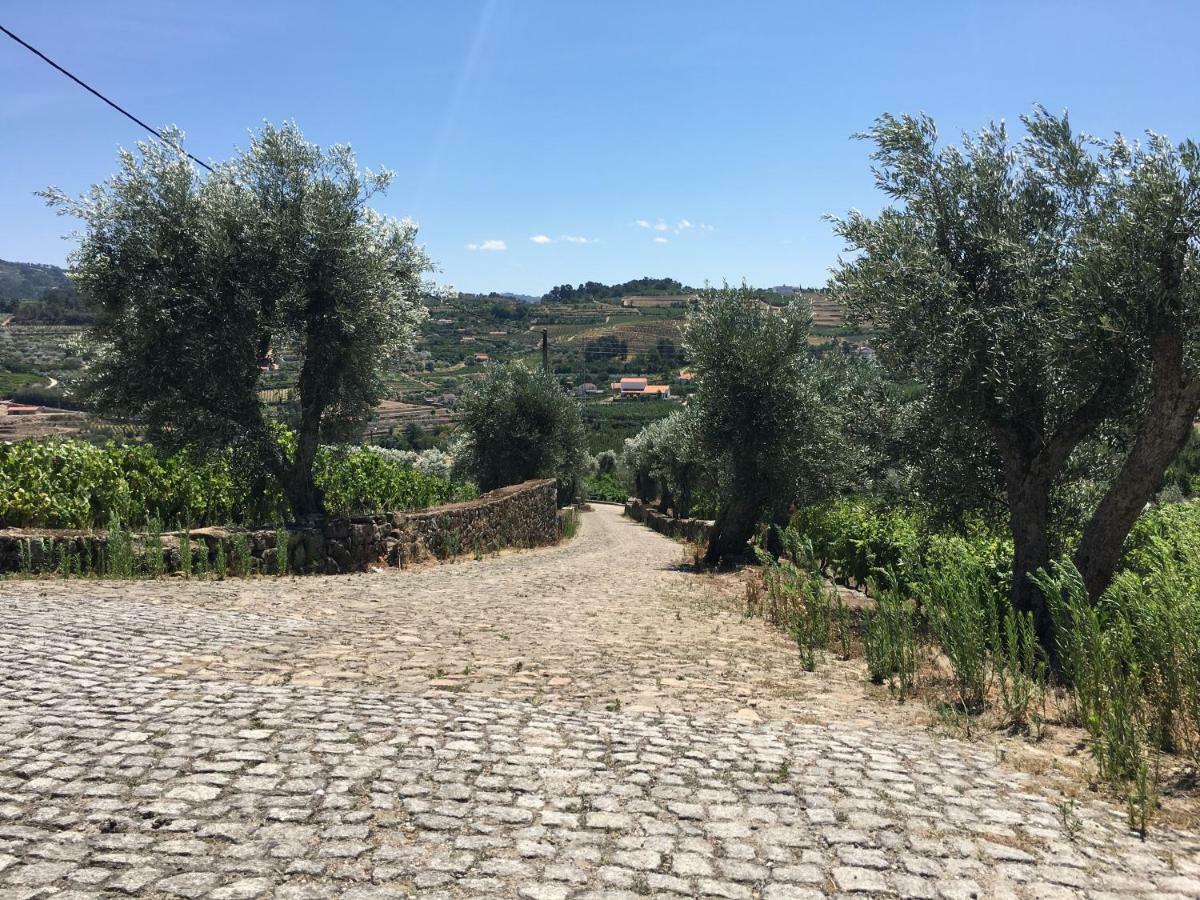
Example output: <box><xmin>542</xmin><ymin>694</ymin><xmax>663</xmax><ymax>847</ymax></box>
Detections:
<box><xmin>2</xmin><ymin>506</ymin><xmax>1199</xmax><ymax>898</ymax></box>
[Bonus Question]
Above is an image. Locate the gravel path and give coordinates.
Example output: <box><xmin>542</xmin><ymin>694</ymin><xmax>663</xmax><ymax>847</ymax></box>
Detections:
<box><xmin>1</xmin><ymin>505</ymin><xmax>1198</xmax><ymax>898</ymax></box>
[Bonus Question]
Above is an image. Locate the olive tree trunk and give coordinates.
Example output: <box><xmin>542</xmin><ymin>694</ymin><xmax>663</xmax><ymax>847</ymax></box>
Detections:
<box><xmin>1074</xmin><ymin>335</ymin><xmax>1200</xmax><ymax>599</ymax></box>
<box><xmin>704</xmin><ymin>493</ymin><xmax>765</xmax><ymax>566</ymax></box>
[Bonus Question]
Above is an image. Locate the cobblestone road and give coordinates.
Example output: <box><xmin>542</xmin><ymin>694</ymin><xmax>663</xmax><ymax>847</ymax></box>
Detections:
<box><xmin>2</xmin><ymin>505</ymin><xmax>1198</xmax><ymax>898</ymax></box>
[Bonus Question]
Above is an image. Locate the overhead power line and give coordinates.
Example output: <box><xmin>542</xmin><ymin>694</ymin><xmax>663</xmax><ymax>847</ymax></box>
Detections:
<box><xmin>0</xmin><ymin>22</ymin><xmax>214</xmax><ymax>172</ymax></box>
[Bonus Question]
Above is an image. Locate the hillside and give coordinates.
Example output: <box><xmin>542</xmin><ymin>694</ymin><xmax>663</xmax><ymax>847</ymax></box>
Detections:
<box><xmin>0</xmin><ymin>259</ymin><xmax>71</xmax><ymax>301</ymax></box>
<box><xmin>0</xmin><ymin>267</ymin><xmax>859</xmax><ymax>451</ymax></box>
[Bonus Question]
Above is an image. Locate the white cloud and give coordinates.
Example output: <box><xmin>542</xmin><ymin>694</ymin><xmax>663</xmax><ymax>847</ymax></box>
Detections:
<box><xmin>653</xmin><ymin>236</ymin><xmax>669</xmax><ymax>244</ymax></box>
<box><xmin>466</xmin><ymin>239</ymin><xmax>507</xmax><ymax>251</ymax></box>
<box><xmin>638</xmin><ymin>216</ymin><xmax>715</xmax><ymax>234</ymax></box>
<box><xmin>529</xmin><ymin>234</ymin><xmax>553</xmax><ymax>244</ymax></box>
<box><xmin>560</xmin><ymin>234</ymin><xmax>593</xmax><ymax>244</ymax></box>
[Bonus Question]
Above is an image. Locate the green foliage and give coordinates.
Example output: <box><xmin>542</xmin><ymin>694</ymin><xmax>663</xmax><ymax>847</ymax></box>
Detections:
<box><xmin>179</xmin><ymin>527</ymin><xmax>193</xmax><ymax>579</ymax></box>
<box><xmin>584</xmin><ymin>472</ymin><xmax>627</xmax><ymax>503</ymax></box>
<box><xmin>791</xmin><ymin>499</ymin><xmax>924</xmax><ymax>593</ymax></box>
<box><xmin>1030</xmin><ymin>555</ymin><xmax>1200</xmax><ymax>830</ymax></box>
<box><xmin>621</xmin><ymin>405</ymin><xmax>706</xmax><ymax>517</ymax></box>
<box><xmin>231</xmin><ymin>532</ymin><xmax>252</xmax><ymax>577</ymax></box>
<box><xmin>105</xmin><ymin>512</ymin><xmax>134</xmax><ymax>579</ymax></box>
<box><xmin>863</xmin><ymin>582</ymin><xmax>919</xmax><ymax>698</ymax></box>
<box><xmin>0</xmin><ymin>438</ymin><xmax>465</xmax><ymax>529</ymax></box>
<box><xmin>919</xmin><ymin>536</ymin><xmax>1000</xmax><ymax>713</ymax></box>
<box><xmin>543</xmin><ymin>277</ymin><xmax>693</xmax><ymax>305</ymax></box>
<box><xmin>595</xmin><ymin>450</ymin><xmax>618</xmax><ymax>476</ymax></box>
<box><xmin>314</xmin><ymin>446</ymin><xmax>458</xmax><ymax>515</ymax></box>
<box><xmin>752</xmin><ymin>538</ymin><xmax>835</xmax><ymax>672</ymax></box>
<box><xmin>686</xmin><ymin>285</ymin><xmax>855</xmax><ymax>562</ymax></box>
<box><xmin>42</xmin><ymin>122</ymin><xmax>432</xmax><ymax>520</ymax></box>
<box><xmin>560</xmin><ymin>508</ymin><xmax>580</xmax><ymax>540</ymax></box>
<box><xmin>274</xmin><ymin>527</ymin><xmax>289</xmax><ymax>576</ymax></box>
<box><xmin>454</xmin><ymin>363</ymin><xmax>587</xmax><ymax>504</ymax></box>
<box><xmin>581</xmin><ymin>400</ymin><xmax>672</xmax><ymax>455</ymax></box>
<box><xmin>996</xmin><ymin>605</ymin><xmax>1047</xmax><ymax>733</ymax></box>
<box><xmin>144</xmin><ymin>517</ymin><xmax>165</xmax><ymax>578</ymax></box>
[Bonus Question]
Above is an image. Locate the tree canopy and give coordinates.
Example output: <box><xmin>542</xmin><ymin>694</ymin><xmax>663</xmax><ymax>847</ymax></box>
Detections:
<box><xmin>44</xmin><ymin>123</ymin><xmax>431</xmax><ymax>521</ymax></box>
<box><xmin>685</xmin><ymin>285</ymin><xmax>853</xmax><ymax>564</ymax></box>
<box><xmin>832</xmin><ymin>107</ymin><xmax>1200</xmax><ymax>644</ymax></box>
<box><xmin>452</xmin><ymin>363</ymin><xmax>586</xmax><ymax>504</ymax></box>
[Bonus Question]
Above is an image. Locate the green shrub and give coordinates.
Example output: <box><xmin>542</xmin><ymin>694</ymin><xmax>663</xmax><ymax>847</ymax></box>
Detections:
<box><xmin>584</xmin><ymin>472</ymin><xmax>627</xmax><ymax>503</ymax></box>
<box><xmin>753</xmin><ymin>540</ymin><xmax>835</xmax><ymax>672</ymax></box>
<box><xmin>105</xmin><ymin>512</ymin><xmax>134</xmax><ymax>579</ymax></box>
<box><xmin>145</xmin><ymin>517</ymin><xmax>165</xmax><ymax>577</ymax></box>
<box><xmin>179</xmin><ymin>527</ymin><xmax>193</xmax><ymax>578</ymax></box>
<box><xmin>791</xmin><ymin>499</ymin><xmax>923</xmax><ymax>593</ymax></box>
<box><xmin>231</xmin><ymin>533</ymin><xmax>251</xmax><ymax>577</ymax></box>
<box><xmin>274</xmin><ymin>526</ymin><xmax>289</xmax><ymax>575</ymax></box>
<box><xmin>0</xmin><ymin>437</ymin><xmax>466</xmax><ymax>530</ymax></box>
<box><xmin>996</xmin><ymin>605</ymin><xmax>1046</xmax><ymax>733</ymax></box>
<box><xmin>863</xmin><ymin>581</ymin><xmax>918</xmax><ymax>697</ymax></box>
<box><xmin>560</xmin><ymin>508</ymin><xmax>580</xmax><ymax>540</ymax></box>
<box><xmin>918</xmin><ymin>535</ymin><xmax>999</xmax><ymax>713</ymax></box>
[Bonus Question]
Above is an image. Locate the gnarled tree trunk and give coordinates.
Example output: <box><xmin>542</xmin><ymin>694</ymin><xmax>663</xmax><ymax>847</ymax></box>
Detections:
<box><xmin>704</xmin><ymin>492</ymin><xmax>766</xmax><ymax>566</ymax></box>
<box><xmin>1074</xmin><ymin>335</ymin><xmax>1200</xmax><ymax>599</ymax></box>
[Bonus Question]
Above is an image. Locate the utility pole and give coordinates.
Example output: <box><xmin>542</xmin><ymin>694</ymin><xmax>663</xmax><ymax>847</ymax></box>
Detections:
<box><xmin>541</xmin><ymin>329</ymin><xmax>549</xmax><ymax>373</ymax></box>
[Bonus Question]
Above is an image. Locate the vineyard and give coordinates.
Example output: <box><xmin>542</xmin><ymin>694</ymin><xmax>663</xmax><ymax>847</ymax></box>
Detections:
<box><xmin>0</xmin><ymin>438</ymin><xmax>470</xmax><ymax>530</ymax></box>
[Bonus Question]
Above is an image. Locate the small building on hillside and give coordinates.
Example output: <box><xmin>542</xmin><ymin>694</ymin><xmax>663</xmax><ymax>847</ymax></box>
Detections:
<box><xmin>575</xmin><ymin>382</ymin><xmax>602</xmax><ymax>397</ymax></box>
<box><xmin>473</xmin><ymin>352</ymin><xmax>490</xmax><ymax>363</ymax></box>
<box><xmin>620</xmin><ymin>294</ymin><xmax>700</xmax><ymax>308</ymax></box>
<box><xmin>611</xmin><ymin>377</ymin><xmax>672</xmax><ymax>400</ymax></box>
<box><xmin>1</xmin><ymin>403</ymin><xmax>39</xmax><ymax>416</ymax></box>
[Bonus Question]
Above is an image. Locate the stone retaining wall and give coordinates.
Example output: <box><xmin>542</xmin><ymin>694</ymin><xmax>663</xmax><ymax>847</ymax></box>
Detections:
<box><xmin>0</xmin><ymin>479</ymin><xmax>559</xmax><ymax>576</ymax></box>
<box><xmin>624</xmin><ymin>498</ymin><xmax>714</xmax><ymax>544</ymax></box>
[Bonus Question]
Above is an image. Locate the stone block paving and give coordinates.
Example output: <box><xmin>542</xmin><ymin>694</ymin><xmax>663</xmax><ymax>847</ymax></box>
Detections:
<box><xmin>2</xmin><ymin>506</ymin><xmax>1199</xmax><ymax>898</ymax></box>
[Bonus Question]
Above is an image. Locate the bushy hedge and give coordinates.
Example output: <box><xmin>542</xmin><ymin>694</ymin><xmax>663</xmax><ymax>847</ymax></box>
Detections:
<box><xmin>780</xmin><ymin>493</ymin><xmax>1200</xmax><ymax>832</ymax></box>
<box><xmin>0</xmin><ymin>439</ymin><xmax>467</xmax><ymax>529</ymax></box>
<box><xmin>790</xmin><ymin>498</ymin><xmax>926</xmax><ymax>593</ymax></box>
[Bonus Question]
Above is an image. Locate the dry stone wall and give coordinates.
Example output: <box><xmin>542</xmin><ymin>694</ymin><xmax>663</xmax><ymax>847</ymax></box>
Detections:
<box><xmin>624</xmin><ymin>497</ymin><xmax>714</xmax><ymax>544</ymax></box>
<box><xmin>0</xmin><ymin>478</ymin><xmax>559</xmax><ymax>575</ymax></box>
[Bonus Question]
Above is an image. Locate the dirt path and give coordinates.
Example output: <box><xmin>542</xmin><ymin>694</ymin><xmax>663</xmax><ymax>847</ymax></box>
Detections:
<box><xmin>1</xmin><ymin>505</ymin><xmax>1198</xmax><ymax>898</ymax></box>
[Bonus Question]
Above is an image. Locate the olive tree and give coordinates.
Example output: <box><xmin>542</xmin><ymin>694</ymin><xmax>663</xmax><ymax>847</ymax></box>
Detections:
<box><xmin>44</xmin><ymin>123</ymin><xmax>430</xmax><ymax>522</ymax></box>
<box><xmin>686</xmin><ymin>286</ymin><xmax>850</xmax><ymax>564</ymax></box>
<box><xmin>621</xmin><ymin>404</ymin><xmax>705</xmax><ymax>517</ymax></box>
<box><xmin>452</xmin><ymin>363</ymin><xmax>586</xmax><ymax>503</ymax></box>
<box><xmin>832</xmin><ymin>108</ymin><xmax>1200</xmax><ymax>646</ymax></box>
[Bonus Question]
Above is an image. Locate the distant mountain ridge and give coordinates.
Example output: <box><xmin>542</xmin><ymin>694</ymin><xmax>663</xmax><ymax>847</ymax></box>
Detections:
<box><xmin>0</xmin><ymin>259</ymin><xmax>72</xmax><ymax>301</ymax></box>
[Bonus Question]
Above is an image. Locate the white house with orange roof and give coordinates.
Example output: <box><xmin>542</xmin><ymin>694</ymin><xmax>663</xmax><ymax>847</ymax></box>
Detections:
<box><xmin>611</xmin><ymin>376</ymin><xmax>671</xmax><ymax>400</ymax></box>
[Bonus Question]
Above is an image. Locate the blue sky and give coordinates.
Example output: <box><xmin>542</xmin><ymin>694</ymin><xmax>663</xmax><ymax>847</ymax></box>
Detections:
<box><xmin>4</xmin><ymin>1</ymin><xmax>1200</xmax><ymax>296</ymax></box>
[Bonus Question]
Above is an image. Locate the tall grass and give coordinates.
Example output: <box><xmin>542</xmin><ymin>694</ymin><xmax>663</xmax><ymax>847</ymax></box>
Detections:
<box><xmin>105</xmin><ymin>512</ymin><xmax>134</xmax><ymax>579</ymax></box>
<box><xmin>863</xmin><ymin>580</ymin><xmax>919</xmax><ymax>697</ymax></box>
<box><xmin>1033</xmin><ymin>545</ymin><xmax>1200</xmax><ymax>832</ymax></box>
<box><xmin>145</xmin><ymin>517</ymin><xmax>165</xmax><ymax>577</ymax></box>
<box><xmin>919</xmin><ymin>536</ymin><xmax>996</xmax><ymax>713</ymax></box>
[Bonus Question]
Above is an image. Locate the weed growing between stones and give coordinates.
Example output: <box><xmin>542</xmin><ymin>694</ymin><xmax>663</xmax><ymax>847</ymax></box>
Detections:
<box><xmin>145</xmin><ymin>517</ymin><xmax>165</xmax><ymax>577</ymax></box>
<box><xmin>105</xmin><ymin>512</ymin><xmax>134</xmax><ymax>579</ymax></box>
<box><xmin>863</xmin><ymin>580</ymin><xmax>918</xmax><ymax>698</ymax></box>
<box><xmin>231</xmin><ymin>532</ymin><xmax>251</xmax><ymax>577</ymax></box>
<box><xmin>179</xmin><ymin>526</ymin><xmax>193</xmax><ymax>578</ymax></box>
<box><xmin>274</xmin><ymin>525</ymin><xmax>288</xmax><ymax>575</ymax></box>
